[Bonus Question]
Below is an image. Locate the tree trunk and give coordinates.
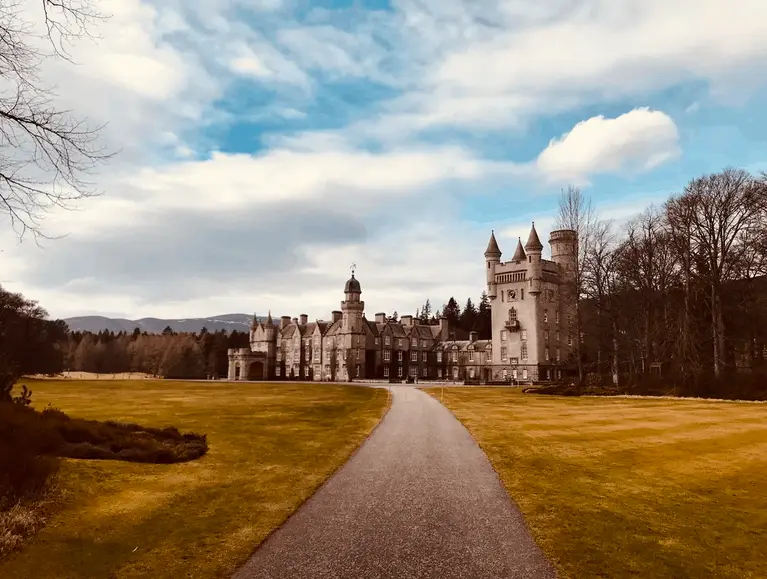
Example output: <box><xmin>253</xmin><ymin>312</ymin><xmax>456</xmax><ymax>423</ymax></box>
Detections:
<box><xmin>612</xmin><ymin>319</ymin><xmax>620</xmax><ymax>387</ymax></box>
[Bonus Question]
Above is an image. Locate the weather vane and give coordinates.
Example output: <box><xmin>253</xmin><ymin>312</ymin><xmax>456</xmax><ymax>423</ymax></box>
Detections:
<box><xmin>350</xmin><ymin>262</ymin><xmax>357</xmax><ymax>276</ymax></box>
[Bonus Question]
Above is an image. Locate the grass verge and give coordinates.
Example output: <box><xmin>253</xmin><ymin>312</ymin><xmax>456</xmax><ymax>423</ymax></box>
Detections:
<box><xmin>0</xmin><ymin>380</ymin><xmax>388</xmax><ymax>578</ymax></box>
<box><xmin>425</xmin><ymin>387</ymin><xmax>767</xmax><ymax>579</ymax></box>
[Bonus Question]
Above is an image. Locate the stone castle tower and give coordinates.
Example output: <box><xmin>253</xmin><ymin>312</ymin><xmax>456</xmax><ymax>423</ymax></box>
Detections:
<box><xmin>485</xmin><ymin>223</ymin><xmax>577</xmax><ymax>382</ymax></box>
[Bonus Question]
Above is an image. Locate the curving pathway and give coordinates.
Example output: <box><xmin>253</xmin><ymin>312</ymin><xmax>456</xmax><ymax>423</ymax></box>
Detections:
<box><xmin>233</xmin><ymin>386</ymin><xmax>555</xmax><ymax>579</ymax></box>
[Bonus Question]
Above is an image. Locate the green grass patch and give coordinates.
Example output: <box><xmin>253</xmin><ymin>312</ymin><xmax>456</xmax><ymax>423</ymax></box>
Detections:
<box><xmin>425</xmin><ymin>387</ymin><xmax>767</xmax><ymax>579</ymax></box>
<box><xmin>0</xmin><ymin>380</ymin><xmax>388</xmax><ymax>578</ymax></box>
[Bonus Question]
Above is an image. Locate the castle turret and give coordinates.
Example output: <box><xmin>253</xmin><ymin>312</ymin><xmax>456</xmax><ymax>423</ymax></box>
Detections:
<box><xmin>484</xmin><ymin>230</ymin><xmax>502</xmax><ymax>299</ymax></box>
<box><xmin>525</xmin><ymin>222</ymin><xmax>543</xmax><ymax>295</ymax></box>
<box><xmin>342</xmin><ymin>270</ymin><xmax>364</xmax><ymax>332</ymax></box>
<box><xmin>263</xmin><ymin>310</ymin><xmax>276</xmax><ymax>342</ymax></box>
<box><xmin>549</xmin><ymin>229</ymin><xmax>577</xmax><ymax>281</ymax></box>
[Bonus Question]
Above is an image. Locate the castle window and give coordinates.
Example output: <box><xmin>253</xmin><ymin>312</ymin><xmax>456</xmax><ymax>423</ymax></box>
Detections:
<box><xmin>545</xmin><ymin>348</ymin><xmax>550</xmax><ymax>361</ymax></box>
<box><xmin>556</xmin><ymin>310</ymin><xmax>560</xmax><ymax>324</ymax></box>
<box><xmin>384</xmin><ymin>366</ymin><xmax>390</xmax><ymax>377</ymax></box>
<box><xmin>522</xmin><ymin>368</ymin><xmax>528</xmax><ymax>380</ymax></box>
<box><xmin>556</xmin><ymin>348</ymin><xmax>561</xmax><ymax>362</ymax></box>
<box><xmin>356</xmin><ymin>365</ymin><xmax>361</xmax><ymax>377</ymax></box>
<box><xmin>304</xmin><ymin>367</ymin><xmax>309</xmax><ymax>377</ymax></box>
<box><xmin>438</xmin><ymin>368</ymin><xmax>443</xmax><ymax>378</ymax></box>
<box><xmin>503</xmin><ymin>369</ymin><xmax>508</xmax><ymax>380</ymax></box>
<box><xmin>421</xmin><ymin>340</ymin><xmax>427</xmax><ymax>348</ymax></box>
<box><xmin>411</xmin><ymin>351</ymin><xmax>418</xmax><ymax>362</ymax></box>
<box><xmin>501</xmin><ymin>347</ymin><xmax>508</xmax><ymax>362</ymax></box>
<box><xmin>501</xmin><ymin>330</ymin><xmax>507</xmax><ymax>341</ymax></box>
<box><xmin>384</xmin><ymin>350</ymin><xmax>391</xmax><ymax>362</ymax></box>
<box><xmin>422</xmin><ymin>366</ymin><xmax>427</xmax><ymax>377</ymax></box>
<box><xmin>509</xmin><ymin>308</ymin><xmax>517</xmax><ymax>323</ymax></box>
<box><xmin>469</xmin><ymin>368</ymin><xmax>475</xmax><ymax>378</ymax></box>
<box><xmin>512</xmin><ymin>369</ymin><xmax>517</xmax><ymax>380</ymax></box>
<box><xmin>543</xmin><ymin>310</ymin><xmax>548</xmax><ymax>323</ymax></box>
<box><xmin>410</xmin><ymin>366</ymin><xmax>418</xmax><ymax>377</ymax></box>
<box><xmin>521</xmin><ymin>330</ymin><xmax>527</xmax><ymax>341</ymax></box>
<box><xmin>375</xmin><ymin>337</ymin><xmax>379</xmax><ymax>345</ymax></box>
<box><xmin>422</xmin><ymin>352</ymin><xmax>427</xmax><ymax>362</ymax></box>
<box><xmin>355</xmin><ymin>335</ymin><xmax>360</xmax><ymax>346</ymax></box>
<box><xmin>556</xmin><ymin>330</ymin><xmax>560</xmax><ymax>343</ymax></box>
<box><xmin>521</xmin><ymin>289</ymin><xmax>525</xmax><ymax>300</ymax></box>
<box><xmin>568</xmin><ymin>334</ymin><xmax>573</xmax><ymax>347</ymax></box>
<box><xmin>398</xmin><ymin>366</ymin><xmax>403</xmax><ymax>378</ymax></box>
<box><xmin>521</xmin><ymin>343</ymin><xmax>528</xmax><ymax>360</ymax></box>
<box><xmin>510</xmin><ymin>357</ymin><xmax>518</xmax><ymax>365</ymax></box>
<box><xmin>469</xmin><ymin>351</ymin><xmax>475</xmax><ymax>362</ymax></box>
<box><xmin>398</xmin><ymin>339</ymin><xmax>403</xmax><ymax>347</ymax></box>
<box><xmin>544</xmin><ymin>330</ymin><xmax>549</xmax><ymax>344</ymax></box>
<box><xmin>451</xmin><ymin>352</ymin><xmax>457</xmax><ymax>363</ymax></box>
<box><xmin>398</xmin><ymin>351</ymin><xmax>403</xmax><ymax>362</ymax></box>
<box><xmin>314</xmin><ymin>351</ymin><xmax>319</xmax><ymax>362</ymax></box>
<box><xmin>276</xmin><ymin>367</ymin><xmax>280</xmax><ymax>377</ymax></box>
<box><xmin>385</xmin><ymin>336</ymin><xmax>391</xmax><ymax>346</ymax></box>
<box><xmin>452</xmin><ymin>367</ymin><xmax>459</xmax><ymax>379</ymax></box>
<box><xmin>437</xmin><ymin>351</ymin><xmax>442</xmax><ymax>363</ymax></box>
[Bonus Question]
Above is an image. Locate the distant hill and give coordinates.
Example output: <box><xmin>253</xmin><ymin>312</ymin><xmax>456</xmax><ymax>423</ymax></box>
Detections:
<box><xmin>62</xmin><ymin>313</ymin><xmax>268</xmax><ymax>334</ymax></box>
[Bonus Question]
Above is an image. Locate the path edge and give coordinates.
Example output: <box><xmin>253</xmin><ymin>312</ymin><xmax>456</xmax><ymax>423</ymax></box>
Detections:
<box><xmin>417</xmin><ymin>386</ymin><xmax>559</xmax><ymax>577</ymax></box>
<box><xmin>230</xmin><ymin>385</ymin><xmax>394</xmax><ymax>578</ymax></box>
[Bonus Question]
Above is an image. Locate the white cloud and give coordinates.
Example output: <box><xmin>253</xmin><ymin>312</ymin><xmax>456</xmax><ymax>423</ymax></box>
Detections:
<box><xmin>535</xmin><ymin>108</ymin><xmax>681</xmax><ymax>185</ymax></box>
<box><xmin>372</xmin><ymin>0</ymin><xmax>767</xmax><ymax>133</ymax></box>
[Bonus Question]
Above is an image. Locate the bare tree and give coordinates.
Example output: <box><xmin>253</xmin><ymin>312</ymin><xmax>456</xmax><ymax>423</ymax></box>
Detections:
<box><xmin>0</xmin><ymin>0</ymin><xmax>111</xmax><ymax>240</ymax></box>
<box><xmin>554</xmin><ymin>185</ymin><xmax>596</xmax><ymax>383</ymax></box>
<box><xmin>668</xmin><ymin>168</ymin><xmax>765</xmax><ymax>378</ymax></box>
<box><xmin>583</xmin><ymin>219</ymin><xmax>619</xmax><ymax>384</ymax></box>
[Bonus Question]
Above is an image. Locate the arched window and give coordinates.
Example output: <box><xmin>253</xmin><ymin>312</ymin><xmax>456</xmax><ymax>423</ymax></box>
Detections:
<box><xmin>509</xmin><ymin>308</ymin><xmax>517</xmax><ymax>323</ymax></box>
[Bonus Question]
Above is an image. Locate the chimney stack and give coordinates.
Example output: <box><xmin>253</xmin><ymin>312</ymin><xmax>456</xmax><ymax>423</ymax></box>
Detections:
<box><xmin>469</xmin><ymin>331</ymin><xmax>478</xmax><ymax>343</ymax></box>
<box><xmin>332</xmin><ymin>310</ymin><xmax>342</xmax><ymax>323</ymax></box>
<box><xmin>401</xmin><ymin>315</ymin><xmax>413</xmax><ymax>326</ymax></box>
<box><xmin>280</xmin><ymin>316</ymin><xmax>290</xmax><ymax>329</ymax></box>
<box><xmin>292</xmin><ymin>317</ymin><xmax>298</xmax><ymax>325</ymax></box>
<box><xmin>375</xmin><ymin>312</ymin><xmax>386</xmax><ymax>323</ymax></box>
<box><xmin>300</xmin><ymin>314</ymin><xmax>308</xmax><ymax>325</ymax></box>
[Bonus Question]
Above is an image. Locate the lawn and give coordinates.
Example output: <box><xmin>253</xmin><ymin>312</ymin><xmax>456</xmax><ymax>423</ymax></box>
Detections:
<box><xmin>0</xmin><ymin>380</ymin><xmax>389</xmax><ymax>579</ymax></box>
<box><xmin>425</xmin><ymin>387</ymin><xmax>767</xmax><ymax>579</ymax></box>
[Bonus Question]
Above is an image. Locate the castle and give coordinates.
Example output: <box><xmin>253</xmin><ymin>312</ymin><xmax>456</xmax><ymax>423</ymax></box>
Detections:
<box><xmin>228</xmin><ymin>223</ymin><xmax>577</xmax><ymax>383</ymax></box>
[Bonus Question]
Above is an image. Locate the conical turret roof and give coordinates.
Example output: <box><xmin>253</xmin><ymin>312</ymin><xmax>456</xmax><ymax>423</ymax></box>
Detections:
<box><xmin>525</xmin><ymin>222</ymin><xmax>543</xmax><ymax>252</ymax></box>
<box><xmin>511</xmin><ymin>237</ymin><xmax>527</xmax><ymax>262</ymax></box>
<box><xmin>251</xmin><ymin>313</ymin><xmax>259</xmax><ymax>329</ymax></box>
<box><xmin>265</xmin><ymin>310</ymin><xmax>273</xmax><ymax>325</ymax></box>
<box><xmin>484</xmin><ymin>230</ymin><xmax>502</xmax><ymax>258</ymax></box>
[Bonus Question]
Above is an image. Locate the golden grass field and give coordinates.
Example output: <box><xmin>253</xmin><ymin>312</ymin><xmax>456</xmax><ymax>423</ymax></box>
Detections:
<box><xmin>425</xmin><ymin>387</ymin><xmax>767</xmax><ymax>579</ymax></box>
<box><xmin>0</xmin><ymin>379</ymin><xmax>389</xmax><ymax>579</ymax></box>
<box><xmin>29</xmin><ymin>372</ymin><xmax>158</xmax><ymax>380</ymax></box>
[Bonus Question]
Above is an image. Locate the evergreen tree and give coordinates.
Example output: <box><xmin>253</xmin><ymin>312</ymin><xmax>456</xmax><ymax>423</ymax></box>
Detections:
<box><xmin>477</xmin><ymin>291</ymin><xmax>492</xmax><ymax>339</ymax></box>
<box><xmin>459</xmin><ymin>297</ymin><xmax>478</xmax><ymax>333</ymax></box>
<box><xmin>390</xmin><ymin>311</ymin><xmax>399</xmax><ymax>322</ymax></box>
<box><xmin>419</xmin><ymin>299</ymin><xmax>432</xmax><ymax>323</ymax></box>
<box><xmin>442</xmin><ymin>298</ymin><xmax>461</xmax><ymax>329</ymax></box>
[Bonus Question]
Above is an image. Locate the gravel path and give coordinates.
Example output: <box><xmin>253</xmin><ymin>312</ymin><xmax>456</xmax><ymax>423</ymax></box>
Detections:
<box><xmin>232</xmin><ymin>386</ymin><xmax>555</xmax><ymax>579</ymax></box>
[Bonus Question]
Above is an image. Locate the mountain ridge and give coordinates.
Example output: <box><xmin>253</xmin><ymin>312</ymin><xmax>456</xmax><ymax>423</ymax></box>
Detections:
<box><xmin>63</xmin><ymin>313</ymin><xmax>269</xmax><ymax>334</ymax></box>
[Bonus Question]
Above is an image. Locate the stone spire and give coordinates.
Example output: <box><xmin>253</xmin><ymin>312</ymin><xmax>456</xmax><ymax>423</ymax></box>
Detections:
<box><xmin>511</xmin><ymin>237</ymin><xmax>527</xmax><ymax>262</ymax></box>
<box><xmin>251</xmin><ymin>313</ymin><xmax>259</xmax><ymax>329</ymax></box>
<box><xmin>266</xmin><ymin>310</ymin><xmax>273</xmax><ymax>325</ymax></box>
<box><xmin>524</xmin><ymin>222</ymin><xmax>543</xmax><ymax>252</ymax></box>
<box><xmin>484</xmin><ymin>230</ymin><xmax>502</xmax><ymax>258</ymax></box>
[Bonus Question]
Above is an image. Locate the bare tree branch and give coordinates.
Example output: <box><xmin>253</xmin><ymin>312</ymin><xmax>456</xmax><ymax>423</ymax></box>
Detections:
<box><xmin>0</xmin><ymin>0</ymin><xmax>113</xmax><ymax>242</ymax></box>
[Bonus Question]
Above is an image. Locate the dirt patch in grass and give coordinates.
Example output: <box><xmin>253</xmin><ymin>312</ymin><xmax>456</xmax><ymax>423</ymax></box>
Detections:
<box><xmin>0</xmin><ymin>380</ymin><xmax>388</xmax><ymax>579</ymax></box>
<box><xmin>426</xmin><ymin>387</ymin><xmax>767</xmax><ymax>579</ymax></box>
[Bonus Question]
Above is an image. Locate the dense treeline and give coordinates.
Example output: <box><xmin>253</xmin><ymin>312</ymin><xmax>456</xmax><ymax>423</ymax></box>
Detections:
<box><xmin>409</xmin><ymin>294</ymin><xmax>492</xmax><ymax>340</ymax></box>
<box><xmin>62</xmin><ymin>327</ymin><xmax>250</xmax><ymax>379</ymax></box>
<box><xmin>559</xmin><ymin>167</ymin><xmax>767</xmax><ymax>398</ymax></box>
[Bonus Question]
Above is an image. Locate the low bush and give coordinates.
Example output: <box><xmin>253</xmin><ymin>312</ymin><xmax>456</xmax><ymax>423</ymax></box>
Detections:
<box><xmin>0</xmin><ymin>385</ymin><xmax>208</xmax><ymax>559</ymax></box>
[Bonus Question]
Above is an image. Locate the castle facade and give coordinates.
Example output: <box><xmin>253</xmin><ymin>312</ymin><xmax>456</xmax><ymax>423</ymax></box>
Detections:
<box><xmin>228</xmin><ymin>223</ymin><xmax>577</xmax><ymax>383</ymax></box>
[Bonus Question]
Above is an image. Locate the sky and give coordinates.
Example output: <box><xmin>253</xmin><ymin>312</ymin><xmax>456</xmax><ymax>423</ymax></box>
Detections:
<box><xmin>1</xmin><ymin>0</ymin><xmax>767</xmax><ymax>322</ymax></box>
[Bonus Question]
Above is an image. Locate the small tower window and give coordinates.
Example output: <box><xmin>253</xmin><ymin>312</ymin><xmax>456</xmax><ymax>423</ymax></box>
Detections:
<box><xmin>509</xmin><ymin>308</ymin><xmax>517</xmax><ymax>323</ymax></box>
